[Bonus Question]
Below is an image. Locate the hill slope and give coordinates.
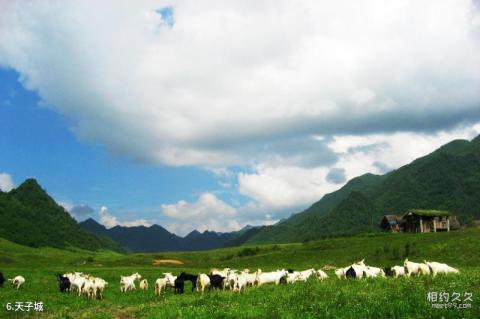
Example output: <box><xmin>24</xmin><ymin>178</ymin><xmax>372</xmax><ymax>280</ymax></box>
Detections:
<box><xmin>0</xmin><ymin>179</ymin><xmax>124</xmax><ymax>252</ymax></box>
<box><xmin>246</xmin><ymin>136</ymin><xmax>480</xmax><ymax>243</ymax></box>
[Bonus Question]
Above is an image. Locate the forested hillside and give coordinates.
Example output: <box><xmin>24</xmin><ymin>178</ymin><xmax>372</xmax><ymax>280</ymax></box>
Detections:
<box><xmin>246</xmin><ymin>136</ymin><xmax>480</xmax><ymax>243</ymax></box>
<box><xmin>0</xmin><ymin>179</ymin><xmax>124</xmax><ymax>252</ymax></box>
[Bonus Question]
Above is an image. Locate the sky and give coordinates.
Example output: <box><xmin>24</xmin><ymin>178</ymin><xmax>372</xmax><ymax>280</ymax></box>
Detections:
<box><xmin>0</xmin><ymin>0</ymin><xmax>479</xmax><ymax>236</ymax></box>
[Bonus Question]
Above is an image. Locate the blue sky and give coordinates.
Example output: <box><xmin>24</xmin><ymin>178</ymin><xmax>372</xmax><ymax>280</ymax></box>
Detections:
<box><xmin>0</xmin><ymin>68</ymin><xmax>234</xmax><ymax>227</ymax></box>
<box><xmin>0</xmin><ymin>1</ymin><xmax>479</xmax><ymax>235</ymax></box>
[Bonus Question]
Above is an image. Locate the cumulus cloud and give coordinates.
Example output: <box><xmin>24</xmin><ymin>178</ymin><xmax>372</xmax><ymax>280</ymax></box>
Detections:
<box><xmin>0</xmin><ymin>172</ymin><xmax>14</xmax><ymax>192</ymax></box>
<box><xmin>1</xmin><ymin>1</ymin><xmax>480</xmax><ymax>233</ymax></box>
<box><xmin>238</xmin><ymin>165</ymin><xmax>338</xmax><ymax>210</ymax></box>
<box><xmin>162</xmin><ymin>193</ymin><xmax>235</xmax><ymax>219</ymax></box>
<box><xmin>0</xmin><ymin>0</ymin><xmax>479</xmax><ymax>167</ymax></box>
<box><xmin>99</xmin><ymin>206</ymin><xmax>152</xmax><ymax>229</ymax></box>
<box><xmin>161</xmin><ymin>193</ymin><xmax>242</xmax><ymax>235</ymax></box>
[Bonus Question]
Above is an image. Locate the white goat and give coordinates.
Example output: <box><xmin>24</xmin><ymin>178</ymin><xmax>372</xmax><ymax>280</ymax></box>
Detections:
<box><xmin>154</xmin><ymin>277</ymin><xmax>169</xmax><ymax>295</ymax></box>
<box><xmin>254</xmin><ymin>269</ymin><xmax>288</xmax><ymax>286</ymax></box>
<box><xmin>196</xmin><ymin>274</ymin><xmax>211</xmax><ymax>295</ymax></box>
<box><xmin>120</xmin><ymin>272</ymin><xmax>141</xmax><ymax>293</ymax></box>
<box><xmin>139</xmin><ymin>279</ymin><xmax>149</xmax><ymax>290</ymax></box>
<box><xmin>297</xmin><ymin>268</ymin><xmax>316</xmax><ymax>282</ymax></box>
<box><xmin>364</xmin><ymin>266</ymin><xmax>385</xmax><ymax>278</ymax></box>
<box><xmin>8</xmin><ymin>276</ymin><xmax>25</xmax><ymax>290</ymax></box>
<box><xmin>418</xmin><ymin>263</ymin><xmax>431</xmax><ymax>276</ymax></box>
<box><xmin>425</xmin><ymin>261</ymin><xmax>459</xmax><ymax>277</ymax></box>
<box><xmin>316</xmin><ymin>269</ymin><xmax>328</xmax><ymax>280</ymax></box>
<box><xmin>391</xmin><ymin>265</ymin><xmax>406</xmax><ymax>278</ymax></box>
<box><xmin>404</xmin><ymin>258</ymin><xmax>421</xmax><ymax>277</ymax></box>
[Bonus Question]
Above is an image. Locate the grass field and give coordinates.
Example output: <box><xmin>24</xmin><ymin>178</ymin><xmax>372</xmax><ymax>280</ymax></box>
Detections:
<box><xmin>1</xmin><ymin>228</ymin><xmax>479</xmax><ymax>318</ymax></box>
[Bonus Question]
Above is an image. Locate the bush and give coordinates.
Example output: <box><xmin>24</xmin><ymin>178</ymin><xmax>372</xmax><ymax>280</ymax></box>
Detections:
<box><xmin>271</xmin><ymin>244</ymin><xmax>281</xmax><ymax>251</ymax></box>
<box><xmin>237</xmin><ymin>247</ymin><xmax>260</xmax><ymax>257</ymax></box>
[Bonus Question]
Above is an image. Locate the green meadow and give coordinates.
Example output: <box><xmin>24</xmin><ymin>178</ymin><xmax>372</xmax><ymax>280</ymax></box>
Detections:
<box><xmin>1</xmin><ymin>228</ymin><xmax>479</xmax><ymax>318</ymax></box>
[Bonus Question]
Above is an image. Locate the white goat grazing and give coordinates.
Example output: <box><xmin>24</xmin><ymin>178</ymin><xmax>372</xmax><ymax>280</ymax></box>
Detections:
<box><xmin>297</xmin><ymin>268</ymin><xmax>316</xmax><ymax>282</ymax></box>
<box><xmin>82</xmin><ymin>278</ymin><xmax>96</xmax><ymax>299</ymax></box>
<box><xmin>139</xmin><ymin>279</ymin><xmax>149</xmax><ymax>290</ymax></box>
<box><xmin>235</xmin><ymin>272</ymin><xmax>249</xmax><ymax>292</ymax></box>
<box><xmin>404</xmin><ymin>258</ymin><xmax>421</xmax><ymax>277</ymax></box>
<box><xmin>418</xmin><ymin>263</ymin><xmax>431</xmax><ymax>276</ymax></box>
<box><xmin>364</xmin><ymin>266</ymin><xmax>385</xmax><ymax>278</ymax></box>
<box><xmin>335</xmin><ymin>267</ymin><xmax>348</xmax><ymax>279</ymax></box>
<box><xmin>424</xmin><ymin>261</ymin><xmax>459</xmax><ymax>277</ymax></box>
<box><xmin>286</xmin><ymin>271</ymin><xmax>301</xmax><ymax>284</ymax></box>
<box><xmin>162</xmin><ymin>273</ymin><xmax>177</xmax><ymax>289</ymax></box>
<box><xmin>8</xmin><ymin>276</ymin><xmax>25</xmax><ymax>290</ymax></box>
<box><xmin>316</xmin><ymin>269</ymin><xmax>328</xmax><ymax>280</ymax></box>
<box><xmin>254</xmin><ymin>269</ymin><xmax>288</xmax><ymax>286</ymax></box>
<box><xmin>224</xmin><ymin>270</ymin><xmax>238</xmax><ymax>290</ymax></box>
<box><xmin>391</xmin><ymin>266</ymin><xmax>406</xmax><ymax>278</ymax></box>
<box><xmin>92</xmin><ymin>277</ymin><xmax>108</xmax><ymax>299</ymax></box>
<box><xmin>71</xmin><ymin>276</ymin><xmax>87</xmax><ymax>296</ymax></box>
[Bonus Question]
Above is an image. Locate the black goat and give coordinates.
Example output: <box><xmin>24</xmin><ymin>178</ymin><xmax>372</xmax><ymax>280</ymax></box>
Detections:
<box><xmin>174</xmin><ymin>277</ymin><xmax>184</xmax><ymax>294</ymax></box>
<box><xmin>384</xmin><ymin>267</ymin><xmax>394</xmax><ymax>277</ymax></box>
<box><xmin>56</xmin><ymin>274</ymin><xmax>71</xmax><ymax>293</ymax></box>
<box><xmin>208</xmin><ymin>274</ymin><xmax>224</xmax><ymax>290</ymax></box>
<box><xmin>346</xmin><ymin>266</ymin><xmax>356</xmax><ymax>279</ymax></box>
<box><xmin>179</xmin><ymin>272</ymin><xmax>198</xmax><ymax>292</ymax></box>
<box><xmin>0</xmin><ymin>272</ymin><xmax>5</xmax><ymax>287</ymax></box>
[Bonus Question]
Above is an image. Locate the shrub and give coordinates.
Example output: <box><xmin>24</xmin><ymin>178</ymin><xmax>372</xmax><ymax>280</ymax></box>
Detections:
<box><xmin>237</xmin><ymin>247</ymin><xmax>260</xmax><ymax>257</ymax></box>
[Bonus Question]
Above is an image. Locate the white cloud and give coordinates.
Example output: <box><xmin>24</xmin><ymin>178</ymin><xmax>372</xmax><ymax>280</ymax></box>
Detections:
<box><xmin>329</xmin><ymin>124</ymin><xmax>480</xmax><ymax>181</ymax></box>
<box><xmin>99</xmin><ymin>206</ymin><xmax>152</xmax><ymax>229</ymax></box>
<box><xmin>162</xmin><ymin>193</ymin><xmax>236</xmax><ymax>220</ymax></box>
<box><xmin>0</xmin><ymin>172</ymin><xmax>14</xmax><ymax>192</ymax></box>
<box><xmin>0</xmin><ymin>0</ymin><xmax>478</xmax><ymax>167</ymax></box>
<box><xmin>238</xmin><ymin>165</ymin><xmax>338</xmax><ymax>210</ymax></box>
<box><xmin>161</xmin><ymin>193</ymin><xmax>239</xmax><ymax>235</ymax></box>
<box><xmin>1</xmin><ymin>1</ymin><xmax>480</xmax><ymax>233</ymax></box>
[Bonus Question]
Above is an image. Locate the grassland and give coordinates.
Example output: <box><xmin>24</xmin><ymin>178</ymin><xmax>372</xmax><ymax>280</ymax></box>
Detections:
<box><xmin>1</xmin><ymin>228</ymin><xmax>479</xmax><ymax>318</ymax></box>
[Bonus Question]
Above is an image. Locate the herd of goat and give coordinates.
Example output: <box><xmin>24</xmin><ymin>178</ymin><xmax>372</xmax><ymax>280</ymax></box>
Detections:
<box><xmin>0</xmin><ymin>258</ymin><xmax>459</xmax><ymax>300</ymax></box>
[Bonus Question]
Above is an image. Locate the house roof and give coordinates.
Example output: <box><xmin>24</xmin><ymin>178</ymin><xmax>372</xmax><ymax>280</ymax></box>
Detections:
<box><xmin>383</xmin><ymin>215</ymin><xmax>401</xmax><ymax>222</ymax></box>
<box><xmin>404</xmin><ymin>209</ymin><xmax>450</xmax><ymax>217</ymax></box>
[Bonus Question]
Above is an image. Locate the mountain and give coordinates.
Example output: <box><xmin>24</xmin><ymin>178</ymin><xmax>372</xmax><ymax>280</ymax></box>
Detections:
<box><xmin>245</xmin><ymin>135</ymin><xmax>480</xmax><ymax>243</ymax></box>
<box><xmin>79</xmin><ymin>218</ymin><xmax>240</xmax><ymax>252</ymax></box>
<box><xmin>0</xmin><ymin>179</ymin><xmax>124</xmax><ymax>252</ymax></box>
<box><xmin>108</xmin><ymin>224</ymin><xmax>184</xmax><ymax>252</ymax></box>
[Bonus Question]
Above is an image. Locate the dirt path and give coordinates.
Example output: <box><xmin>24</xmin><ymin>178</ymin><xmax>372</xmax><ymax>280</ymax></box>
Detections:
<box><xmin>152</xmin><ymin>259</ymin><xmax>184</xmax><ymax>265</ymax></box>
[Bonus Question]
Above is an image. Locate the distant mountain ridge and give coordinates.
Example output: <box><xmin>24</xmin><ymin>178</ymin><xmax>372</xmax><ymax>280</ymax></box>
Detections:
<box><xmin>79</xmin><ymin>218</ymin><xmax>249</xmax><ymax>252</ymax></box>
<box><xmin>243</xmin><ymin>135</ymin><xmax>480</xmax><ymax>243</ymax></box>
<box><xmin>0</xmin><ymin>179</ymin><xmax>124</xmax><ymax>252</ymax></box>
